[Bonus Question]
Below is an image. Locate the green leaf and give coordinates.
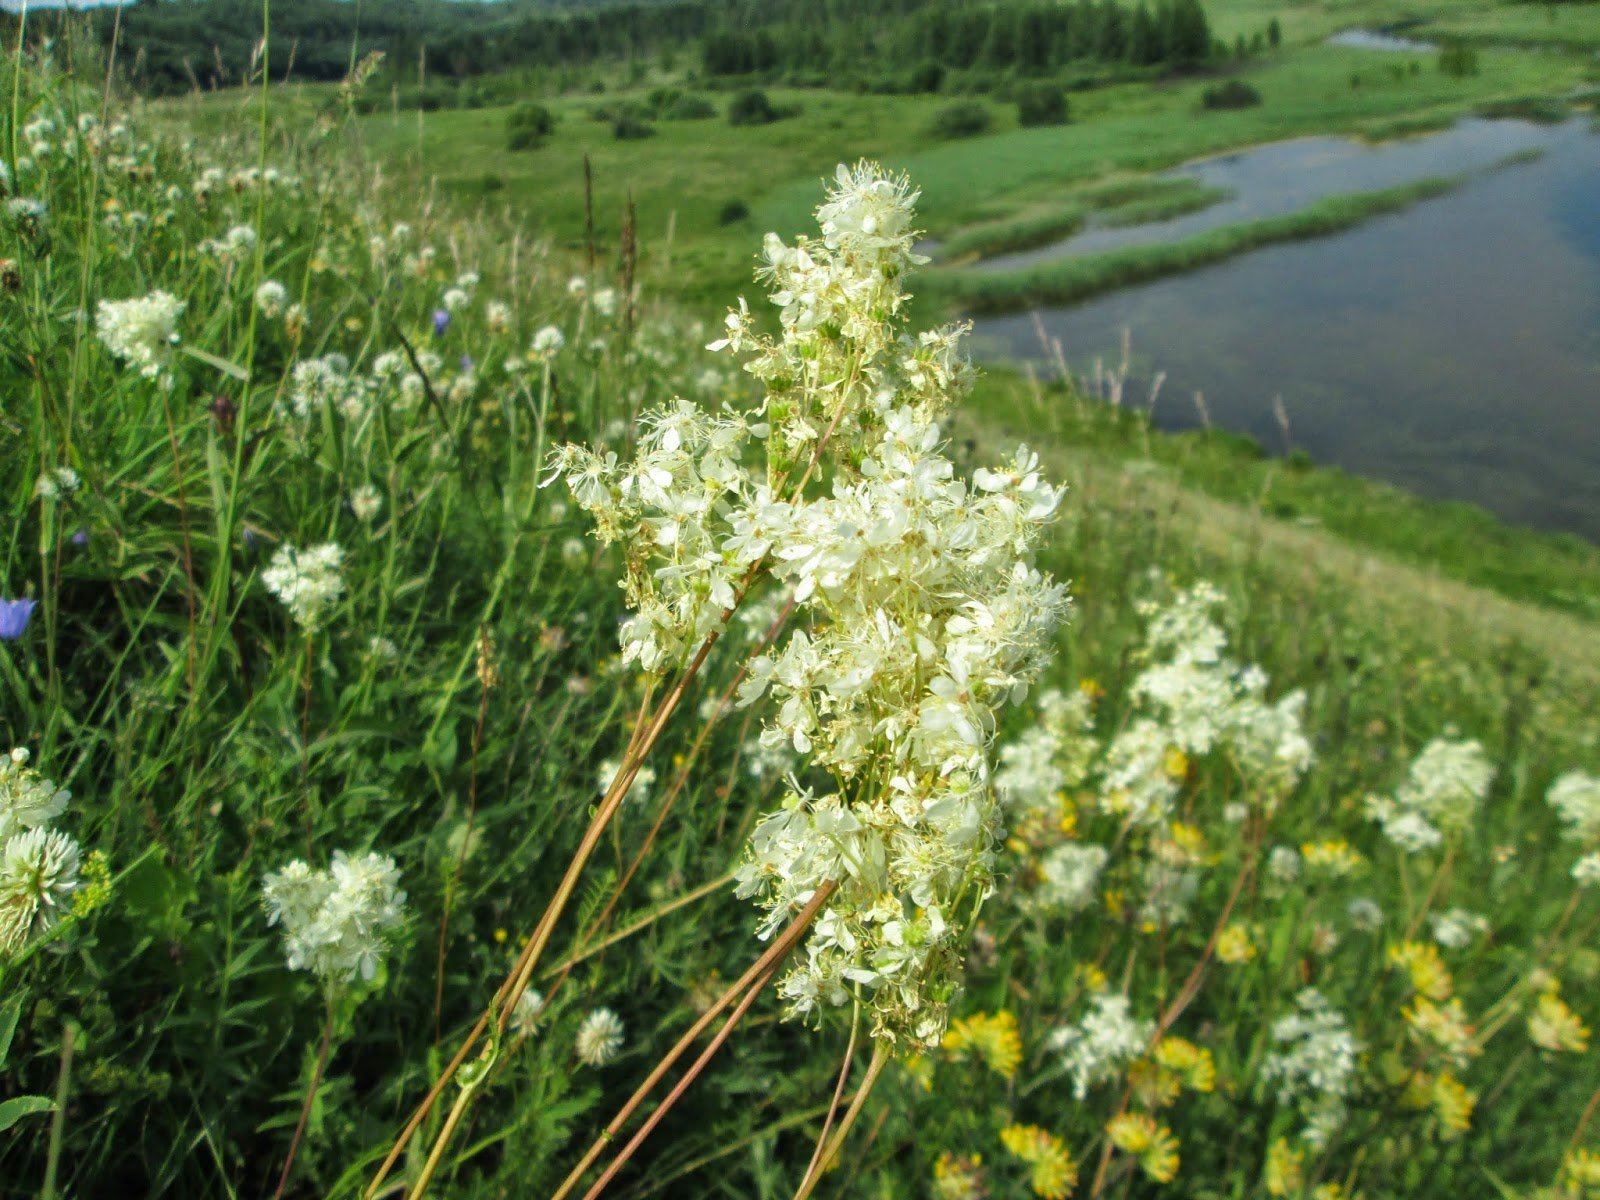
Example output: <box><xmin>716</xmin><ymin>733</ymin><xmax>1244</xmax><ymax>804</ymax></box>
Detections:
<box><xmin>0</xmin><ymin>1095</ymin><xmax>54</xmax><ymax>1133</ymax></box>
<box><xmin>180</xmin><ymin>345</ymin><xmax>250</xmax><ymax>382</ymax></box>
<box><xmin>0</xmin><ymin>996</ymin><xmax>19</xmax><ymax>1067</ymax></box>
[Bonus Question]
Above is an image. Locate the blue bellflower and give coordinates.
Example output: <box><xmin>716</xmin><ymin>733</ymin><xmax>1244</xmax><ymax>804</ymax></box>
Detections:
<box><xmin>0</xmin><ymin>597</ymin><xmax>38</xmax><ymax>641</ymax></box>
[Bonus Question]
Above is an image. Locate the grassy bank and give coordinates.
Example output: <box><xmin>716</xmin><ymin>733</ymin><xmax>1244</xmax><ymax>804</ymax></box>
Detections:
<box><xmin>927</xmin><ymin>173</ymin><xmax>1469</xmax><ymax>312</ymax></box>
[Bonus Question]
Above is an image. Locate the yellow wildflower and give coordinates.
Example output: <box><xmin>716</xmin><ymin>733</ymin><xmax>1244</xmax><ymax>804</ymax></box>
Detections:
<box><xmin>1000</xmin><ymin>1124</ymin><xmax>1078</xmax><ymax>1200</ymax></box>
<box><xmin>944</xmin><ymin>1011</ymin><xmax>1024</xmax><ymax>1080</ymax></box>
<box><xmin>1078</xmin><ymin>678</ymin><xmax>1104</xmax><ymax>700</ymax></box>
<box><xmin>1077</xmin><ymin>963</ymin><xmax>1109</xmax><ymax>994</ymax></box>
<box><xmin>1301</xmin><ymin>839</ymin><xmax>1364</xmax><ymax>876</ymax></box>
<box><xmin>1128</xmin><ymin>1059</ymin><xmax>1182</xmax><ymax>1110</ymax></box>
<box><xmin>1217</xmin><ymin>923</ymin><xmax>1258</xmax><ymax>965</ymax></box>
<box><xmin>901</xmin><ymin>1053</ymin><xmax>935</xmax><ymax>1093</ymax></box>
<box><xmin>1163</xmin><ymin>746</ymin><xmax>1190</xmax><ymax>781</ymax></box>
<box><xmin>1563</xmin><ymin>1147</ymin><xmax>1600</xmax><ymax>1195</ymax></box>
<box><xmin>1105</xmin><ymin>1113</ymin><xmax>1180</xmax><ymax>1184</ymax></box>
<box><xmin>932</xmin><ymin>1151</ymin><xmax>985</xmax><ymax>1200</ymax></box>
<box><xmin>1264</xmin><ymin>1138</ymin><xmax>1304</xmax><ymax>1197</ymax></box>
<box><xmin>1404</xmin><ymin>996</ymin><xmax>1478</xmax><ymax>1069</ymax></box>
<box><xmin>1529</xmin><ymin>990</ymin><xmax>1591</xmax><ymax>1054</ymax></box>
<box><xmin>1154</xmin><ymin>1037</ymin><xmax>1217</xmax><ymax>1093</ymax></box>
<box><xmin>1388</xmin><ymin>940</ymin><xmax>1453</xmax><ymax>1000</ymax></box>
<box><xmin>1431</xmin><ymin>1072</ymin><xmax>1475</xmax><ymax>1138</ymax></box>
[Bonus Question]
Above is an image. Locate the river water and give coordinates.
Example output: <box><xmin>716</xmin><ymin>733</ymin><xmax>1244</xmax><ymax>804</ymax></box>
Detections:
<box><xmin>968</xmin><ymin>118</ymin><xmax>1600</xmax><ymax>540</ymax></box>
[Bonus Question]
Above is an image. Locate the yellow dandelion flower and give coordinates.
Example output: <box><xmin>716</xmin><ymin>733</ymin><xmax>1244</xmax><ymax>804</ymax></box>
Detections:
<box><xmin>1264</xmin><ymin>1138</ymin><xmax>1304</xmax><ymax>1197</ymax></box>
<box><xmin>1389</xmin><ymin>940</ymin><xmax>1453</xmax><ymax>1000</ymax></box>
<box><xmin>1000</xmin><ymin>1124</ymin><xmax>1077</xmax><ymax>1200</ymax></box>
<box><xmin>493</xmin><ymin>927</ymin><xmax>509</xmax><ymax>944</ymax></box>
<box><xmin>1529</xmin><ymin>990</ymin><xmax>1590</xmax><ymax>1054</ymax></box>
<box><xmin>944</xmin><ymin>1011</ymin><xmax>1023</xmax><ymax>1080</ymax></box>
<box><xmin>1217</xmin><ymin>923</ymin><xmax>1257</xmax><ymax>965</ymax></box>
<box><xmin>1431</xmin><ymin>1072</ymin><xmax>1475</xmax><ymax>1138</ymax></box>
<box><xmin>1106</xmin><ymin>1113</ymin><xmax>1179</xmax><ymax>1184</ymax></box>
<box><xmin>1563</xmin><ymin>1147</ymin><xmax>1600</xmax><ymax>1195</ymax></box>
<box><xmin>1154</xmin><ymin>1037</ymin><xmax>1216</xmax><ymax>1093</ymax></box>
<box><xmin>932</xmin><ymin>1151</ymin><xmax>985</xmax><ymax>1200</ymax></box>
<box><xmin>1301</xmin><ymin>840</ymin><xmax>1364</xmax><ymax>877</ymax></box>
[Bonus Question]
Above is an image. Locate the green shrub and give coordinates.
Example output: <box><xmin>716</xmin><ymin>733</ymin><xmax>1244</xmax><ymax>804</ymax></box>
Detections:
<box><xmin>727</xmin><ymin>88</ymin><xmax>778</xmax><ymax>126</ymax></box>
<box><xmin>719</xmin><ymin>199</ymin><xmax>750</xmax><ymax>225</ymax></box>
<box><xmin>505</xmin><ymin>102</ymin><xmax>555</xmax><ymax>152</ymax></box>
<box><xmin>1201</xmin><ymin>79</ymin><xmax>1263</xmax><ymax>109</ymax></box>
<box><xmin>1015</xmin><ymin>82</ymin><xmax>1070</xmax><ymax>127</ymax></box>
<box><xmin>928</xmin><ymin>100</ymin><xmax>992</xmax><ymax>140</ymax></box>
<box><xmin>612</xmin><ymin>110</ymin><xmax>656</xmax><ymax>139</ymax></box>
<box><xmin>1438</xmin><ymin>41</ymin><xmax>1480</xmax><ymax>77</ymax></box>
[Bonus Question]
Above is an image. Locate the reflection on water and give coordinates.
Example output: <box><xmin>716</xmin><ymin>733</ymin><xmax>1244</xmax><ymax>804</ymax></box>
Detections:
<box><xmin>978</xmin><ymin>119</ymin><xmax>1561</xmax><ymax>268</ymax></box>
<box><xmin>1326</xmin><ymin>29</ymin><xmax>1435</xmax><ymax>53</ymax></box>
<box><xmin>970</xmin><ymin>120</ymin><xmax>1600</xmax><ymax>540</ymax></box>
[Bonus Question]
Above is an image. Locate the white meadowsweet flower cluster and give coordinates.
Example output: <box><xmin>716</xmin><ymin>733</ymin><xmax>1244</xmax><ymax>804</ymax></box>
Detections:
<box><xmin>1260</xmin><ymin>988</ymin><xmax>1362</xmax><ymax>1145</ymax></box>
<box><xmin>262</xmin><ymin>542</ymin><xmax>346</xmax><ymax>630</ymax></box>
<box><xmin>1429</xmin><ymin>907</ymin><xmax>1489</xmax><ymax>950</ymax></box>
<box><xmin>262</xmin><ymin>850</ymin><xmax>406</xmax><ymax>985</ymax></box>
<box><xmin>1048</xmin><ymin>991</ymin><xmax>1155</xmax><ymax>1099</ymax></box>
<box><xmin>547</xmin><ymin>162</ymin><xmax>1070</xmax><ymax>1047</ymax></box>
<box><xmin>995</xmin><ymin>686</ymin><xmax>1096</xmax><ymax>825</ymax></box>
<box><xmin>1365</xmin><ymin>737</ymin><xmax>1494</xmax><ymax>854</ymax></box>
<box><xmin>96</xmin><ymin>290</ymin><xmax>184</xmax><ymax>384</ymax></box>
<box><xmin>1034</xmin><ymin>841</ymin><xmax>1109</xmax><ymax>915</ymax></box>
<box><xmin>1548</xmin><ymin>771</ymin><xmax>1600</xmax><ymax>845</ymax></box>
<box><xmin>1099</xmin><ymin>584</ymin><xmax>1311</xmax><ymax>826</ymax></box>
<box><xmin>0</xmin><ymin>749</ymin><xmax>83</xmax><ymax>957</ymax></box>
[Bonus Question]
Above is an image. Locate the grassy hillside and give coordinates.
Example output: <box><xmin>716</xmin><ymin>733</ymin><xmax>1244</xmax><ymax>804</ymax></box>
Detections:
<box><xmin>5</xmin><ymin>26</ymin><xmax>1600</xmax><ymax>1200</ymax></box>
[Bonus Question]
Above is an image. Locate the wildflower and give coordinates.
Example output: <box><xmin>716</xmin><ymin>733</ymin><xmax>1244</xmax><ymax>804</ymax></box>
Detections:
<box><xmin>440</xmin><ymin>287</ymin><xmax>470</xmax><ymax>312</ymax></box>
<box><xmin>531</xmin><ymin>325</ymin><xmax>565</xmax><ymax>359</ymax></box>
<box><xmin>1154</xmin><ymin>1036</ymin><xmax>1216</xmax><ymax>1092</ymax></box>
<box><xmin>1217</xmin><ymin>923</ymin><xmax>1257</xmax><ymax>964</ymax></box>
<box><xmin>1389</xmin><ymin>941</ymin><xmax>1453</xmax><ymax>1000</ymax></box>
<box><xmin>1049</xmin><ymin>992</ymin><xmax>1154</xmax><ymax>1099</ymax></box>
<box><xmin>1261</xmin><ymin>988</ymin><xmax>1361</xmax><ymax>1145</ymax></box>
<box><xmin>574</xmin><ymin>1007</ymin><xmax>625</xmax><ymax>1066</ymax></box>
<box><xmin>596</xmin><ymin>758</ymin><xmax>657</xmax><ymax>804</ymax></box>
<box><xmin>262</xmin><ymin>542</ymin><xmax>345</xmax><ymax>630</ymax></box>
<box><xmin>1430</xmin><ymin>1072</ymin><xmax>1475</xmax><ymax>1138</ymax></box>
<box><xmin>0</xmin><ymin>827</ymin><xmax>83</xmax><ymax>955</ymax></box>
<box><xmin>1346</xmin><ymin>897</ymin><xmax>1384</xmax><ymax>934</ymax></box>
<box><xmin>1563</xmin><ymin>1148</ymin><xmax>1600</xmax><ymax>1195</ymax></box>
<box><xmin>254</xmin><ymin>280</ymin><xmax>288</xmax><ymax>317</ymax></box>
<box><xmin>350</xmin><ymin>484</ymin><xmax>383</xmax><ymax>523</ymax></box>
<box><xmin>367</xmin><ymin>636</ymin><xmax>398</xmax><ymax>661</ymax></box>
<box><xmin>432</xmin><ymin>309</ymin><xmax>450</xmax><ymax>336</ymax></box>
<box><xmin>999</xmin><ymin>1124</ymin><xmax>1076</xmax><ymax>1200</ymax></box>
<box><xmin>1106</xmin><ymin>1113</ymin><xmax>1180</xmax><ymax>1184</ymax></box>
<box><xmin>1404</xmin><ymin>996</ymin><xmax>1477</xmax><ymax>1069</ymax></box>
<box><xmin>1574</xmin><ymin>853</ymin><xmax>1600</xmax><ymax>888</ymax></box>
<box><xmin>0</xmin><ymin>598</ymin><xmax>38</xmax><ymax>642</ymax></box>
<box><xmin>1529</xmin><ymin>988</ymin><xmax>1590</xmax><ymax>1053</ymax></box>
<box><xmin>262</xmin><ymin>850</ymin><xmax>406</xmax><ymax>985</ymax></box>
<box><xmin>5</xmin><ymin>196</ymin><xmax>47</xmax><ymax>234</ymax></box>
<box><xmin>943</xmin><ymin>1010</ymin><xmax>1022</xmax><ymax>1079</ymax></box>
<box><xmin>1549</xmin><ymin>772</ymin><xmax>1600</xmax><ymax>845</ymax></box>
<box><xmin>511</xmin><ymin>988</ymin><xmax>546</xmax><ymax>1038</ymax></box>
<box><xmin>1367</xmin><ymin>738</ymin><xmax>1493</xmax><ymax>852</ymax></box>
<box><xmin>486</xmin><ymin>301</ymin><xmax>511</xmax><ymax>333</ymax></box>
<box><xmin>96</xmin><ymin>290</ymin><xmax>184</xmax><ymax>383</ymax></box>
<box><xmin>1034</xmin><ymin>843</ymin><xmax>1108</xmax><ymax>915</ymax></box>
<box><xmin>931</xmin><ymin>1151</ymin><xmax>985</xmax><ymax>1200</ymax></box>
<box><xmin>34</xmin><ymin>467</ymin><xmax>80</xmax><ymax>500</ymax></box>
<box><xmin>1301</xmin><ymin>840</ymin><xmax>1363</xmax><ymax>877</ymax></box>
<box><xmin>1428</xmin><ymin>908</ymin><xmax>1488</xmax><ymax>950</ymax></box>
<box><xmin>1264</xmin><ymin>1138</ymin><xmax>1304</xmax><ymax>1196</ymax></box>
<box><xmin>1267</xmin><ymin>845</ymin><xmax>1301</xmax><ymax>884</ymax></box>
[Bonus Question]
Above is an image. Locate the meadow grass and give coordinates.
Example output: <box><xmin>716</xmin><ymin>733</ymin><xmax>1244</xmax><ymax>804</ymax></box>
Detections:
<box><xmin>6</xmin><ymin>30</ymin><xmax>1600</xmax><ymax>1200</ymax></box>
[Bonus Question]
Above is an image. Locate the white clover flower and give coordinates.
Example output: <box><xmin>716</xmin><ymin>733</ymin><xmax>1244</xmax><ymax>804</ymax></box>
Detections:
<box><xmin>1048</xmin><ymin>992</ymin><xmax>1154</xmax><ymax>1099</ymax></box>
<box><xmin>283</xmin><ymin>356</ymin><xmax>367</xmax><ymax>422</ymax></box>
<box><xmin>531</xmin><ymin>325</ymin><xmax>565</xmax><ymax>359</ymax></box>
<box><xmin>441</xmin><ymin>287</ymin><xmax>470</xmax><ymax>313</ymax></box>
<box><xmin>0</xmin><ymin>748</ymin><xmax>71</xmax><ymax>843</ymax></box>
<box><xmin>485</xmin><ymin>301</ymin><xmax>511</xmax><ymax>333</ymax></box>
<box><xmin>1346</xmin><ymin>897</ymin><xmax>1384</xmax><ymax>933</ymax></box>
<box><xmin>591</xmin><ymin>287</ymin><xmax>618</xmax><ymax>317</ymax></box>
<box><xmin>597</xmin><ymin>758</ymin><xmax>656</xmax><ymax>804</ymax></box>
<box><xmin>367</xmin><ymin>635</ymin><xmax>399</xmax><ymax>661</ymax></box>
<box><xmin>96</xmin><ymin>290</ymin><xmax>184</xmax><ymax>383</ymax></box>
<box><xmin>1261</xmin><ymin>988</ymin><xmax>1360</xmax><ymax>1145</ymax></box>
<box><xmin>0</xmin><ymin>827</ymin><xmax>83</xmax><ymax>956</ymax></box>
<box><xmin>566</xmin><ymin>275</ymin><xmax>588</xmax><ymax>298</ymax></box>
<box><xmin>5</xmin><ymin>196</ymin><xmax>48</xmax><ymax>230</ymax></box>
<box><xmin>263</xmin><ymin>849</ymin><xmax>405</xmax><ymax>985</ymax></box>
<box><xmin>1572</xmin><ymin>853</ymin><xmax>1600</xmax><ymax>888</ymax></box>
<box><xmin>1548</xmin><ymin>772</ymin><xmax>1600</xmax><ymax>845</ymax></box>
<box><xmin>34</xmin><ymin>466</ymin><xmax>80</xmax><ymax>500</ymax></box>
<box><xmin>512</xmin><ymin>988</ymin><xmax>546</xmax><ymax>1038</ymax></box>
<box><xmin>575</xmin><ymin>1007</ymin><xmax>624</xmax><ymax>1066</ymax></box>
<box><xmin>202</xmin><ymin>223</ymin><xmax>257</xmax><ymax>261</ymax></box>
<box><xmin>254</xmin><ymin>280</ymin><xmax>288</xmax><ymax>317</ymax></box>
<box><xmin>350</xmin><ymin>484</ymin><xmax>383</xmax><ymax>523</ymax></box>
<box><xmin>262</xmin><ymin>542</ymin><xmax>345</xmax><ymax>630</ymax></box>
<box><xmin>1267</xmin><ymin>845</ymin><xmax>1301</xmax><ymax>884</ymax></box>
<box><xmin>1429</xmin><ymin>908</ymin><xmax>1489</xmax><ymax>950</ymax></box>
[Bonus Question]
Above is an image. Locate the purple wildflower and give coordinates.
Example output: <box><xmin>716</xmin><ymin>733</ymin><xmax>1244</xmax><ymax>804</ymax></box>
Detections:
<box><xmin>459</xmin><ymin>354</ymin><xmax>475</xmax><ymax>372</ymax></box>
<box><xmin>71</xmin><ymin>529</ymin><xmax>89</xmax><ymax>547</ymax></box>
<box><xmin>432</xmin><ymin>309</ymin><xmax>450</xmax><ymax>337</ymax></box>
<box><xmin>0</xmin><ymin>597</ymin><xmax>38</xmax><ymax>641</ymax></box>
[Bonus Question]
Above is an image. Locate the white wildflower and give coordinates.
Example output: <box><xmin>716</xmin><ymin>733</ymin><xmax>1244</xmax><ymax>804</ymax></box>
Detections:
<box><xmin>262</xmin><ymin>849</ymin><xmax>405</xmax><ymax>985</ymax></box>
<box><xmin>96</xmin><ymin>290</ymin><xmax>184</xmax><ymax>383</ymax></box>
<box><xmin>1548</xmin><ymin>771</ymin><xmax>1600</xmax><ymax>845</ymax></box>
<box><xmin>350</xmin><ymin>484</ymin><xmax>383</xmax><ymax>523</ymax></box>
<box><xmin>0</xmin><ymin>827</ymin><xmax>83</xmax><ymax>956</ymax></box>
<box><xmin>531</xmin><ymin>325</ymin><xmax>565</xmax><ymax>359</ymax></box>
<box><xmin>1261</xmin><ymin>988</ymin><xmax>1360</xmax><ymax>1145</ymax></box>
<box><xmin>262</xmin><ymin>542</ymin><xmax>345</xmax><ymax>630</ymax></box>
<box><xmin>1048</xmin><ymin>992</ymin><xmax>1154</xmax><ymax>1099</ymax></box>
<box><xmin>1429</xmin><ymin>908</ymin><xmax>1489</xmax><ymax>950</ymax></box>
<box><xmin>575</xmin><ymin>1007</ymin><xmax>624</xmax><ymax>1066</ymax></box>
<box><xmin>255</xmin><ymin>280</ymin><xmax>289</xmax><ymax>317</ymax></box>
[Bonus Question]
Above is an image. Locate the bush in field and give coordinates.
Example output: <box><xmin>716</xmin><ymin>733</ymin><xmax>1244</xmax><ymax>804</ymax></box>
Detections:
<box><xmin>718</xmin><ymin>198</ymin><xmax>749</xmax><ymax>225</ymax></box>
<box><xmin>505</xmin><ymin>101</ymin><xmax>555</xmax><ymax>151</ymax></box>
<box><xmin>1438</xmin><ymin>41</ymin><xmax>1481</xmax><ymax>77</ymax></box>
<box><xmin>1015</xmin><ymin>81</ymin><xmax>1070</xmax><ymax>126</ymax></box>
<box><xmin>727</xmin><ymin>87</ymin><xmax>779</xmax><ymax>125</ymax></box>
<box><xmin>1202</xmin><ymin>78</ymin><xmax>1263</xmax><ymax>109</ymax></box>
<box><xmin>928</xmin><ymin>100</ymin><xmax>992</xmax><ymax>139</ymax></box>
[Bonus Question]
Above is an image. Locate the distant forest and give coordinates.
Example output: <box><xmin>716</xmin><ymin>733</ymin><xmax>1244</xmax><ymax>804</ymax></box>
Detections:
<box><xmin>31</xmin><ymin>0</ymin><xmax>1216</xmax><ymax>96</ymax></box>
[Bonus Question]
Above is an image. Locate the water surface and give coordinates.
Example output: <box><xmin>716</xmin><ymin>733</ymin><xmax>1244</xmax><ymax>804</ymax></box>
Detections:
<box><xmin>1326</xmin><ymin>29</ymin><xmax>1435</xmax><ymax>53</ymax></box>
<box><xmin>970</xmin><ymin>120</ymin><xmax>1600</xmax><ymax>539</ymax></box>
